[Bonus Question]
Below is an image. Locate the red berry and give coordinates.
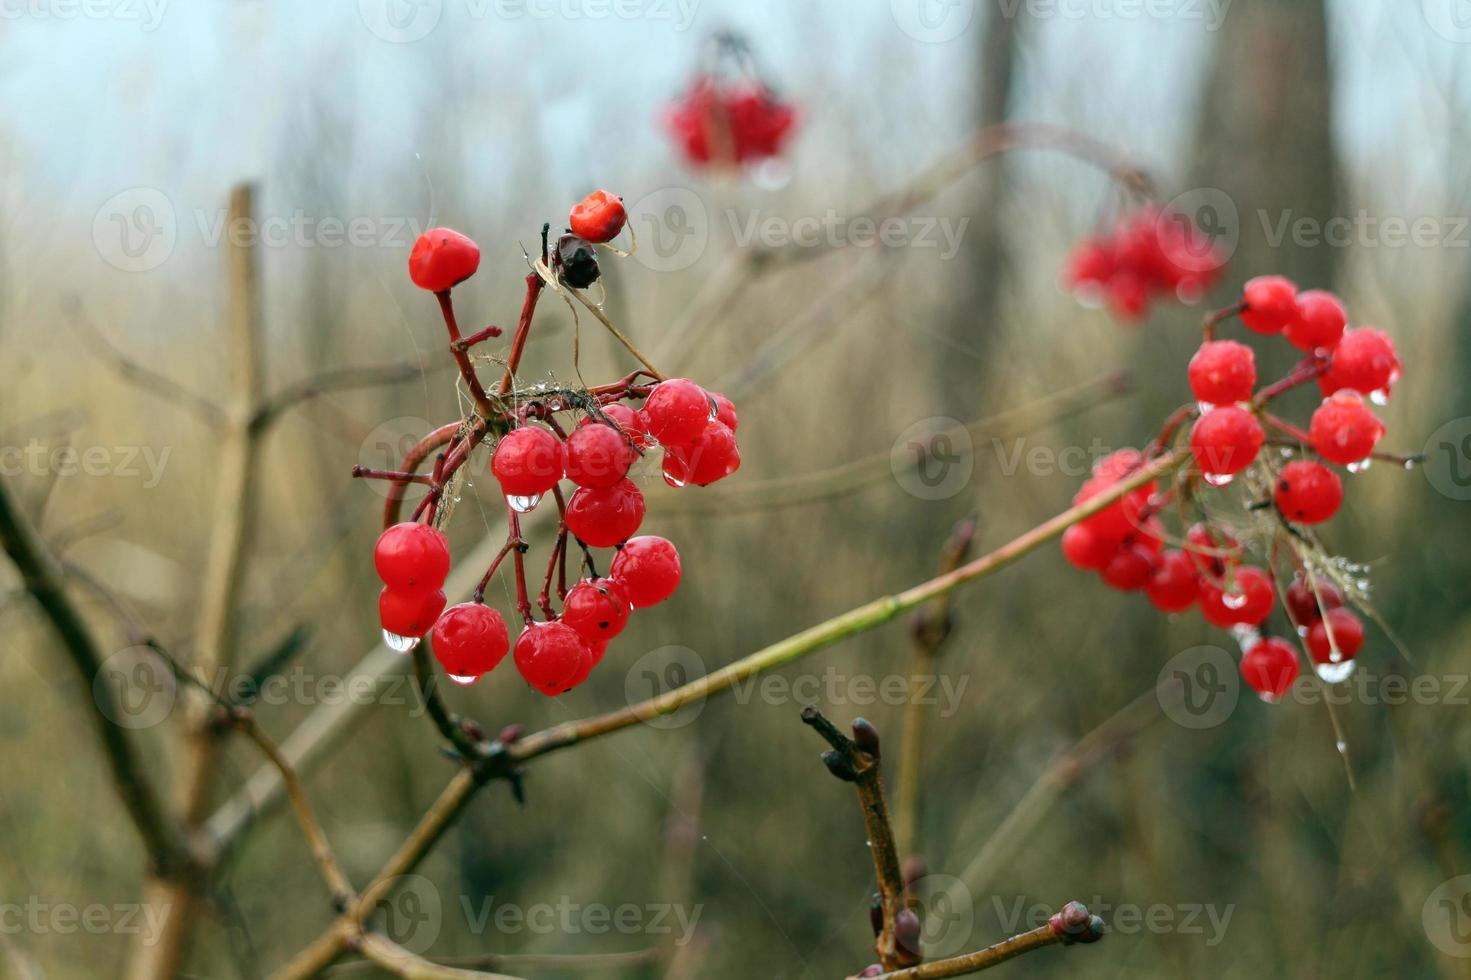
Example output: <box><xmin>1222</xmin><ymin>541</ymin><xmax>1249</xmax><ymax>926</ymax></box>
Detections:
<box><xmin>1106</xmin><ymin>271</ymin><xmax>1150</xmax><ymax>321</ymax></box>
<box><xmin>1239</xmin><ymin>275</ymin><xmax>1297</xmax><ymax>334</ymax></box>
<box><xmin>1285</xmin><ymin>290</ymin><xmax>1347</xmax><ymax>352</ymax></box>
<box><xmin>582</xmin><ymin>403</ymin><xmax>654</xmax><ymax>450</ymax></box>
<box><xmin>408</xmin><ymin>228</ymin><xmax>480</xmax><ymax>292</ymax></box>
<box><xmin>1285</xmin><ymin>577</ymin><xmax>1343</xmax><ymax>627</ymax></box>
<box><xmin>513</xmin><ymin>621</ymin><xmax>589</xmax><ymax>695</ymax></box>
<box><xmin>1306</xmin><ymin>608</ymin><xmax>1365</xmax><ymax>664</ymax></box>
<box><xmin>642</xmin><ymin>379</ymin><xmax>711</xmax><ymax>446</ymax></box>
<box><xmin>560</xmin><ymin>578</ymin><xmax>631</xmax><ymax>644</ymax></box>
<box><xmin>564</xmin><ymin>479</ymin><xmax>646</xmax><ymax>547</ymax></box>
<box><xmin>379</xmin><ymin>587</ymin><xmax>447</xmax><ymax>639</ymax></box>
<box><xmin>1275</xmin><ymin>460</ymin><xmax>1342</xmax><ymax>524</ymax></box>
<box><xmin>710</xmin><ymin>391</ymin><xmax>739</xmax><ymax>432</ymax></box>
<box><xmin>374</xmin><ymin>522</ymin><xmax>451</xmax><ymax>591</ymax></box>
<box><xmin>1185</xmin><ymin>523</ymin><xmax>1239</xmax><ymax>577</ymax></box>
<box><xmin>491</xmin><ymin>427</ymin><xmax>566</xmax><ymax>499</ymax></box>
<box><xmin>568</xmin><ymin>190</ymin><xmax>627</xmax><ymax>244</ymax></box>
<box><xmin>663</xmin><ymin>421</ymin><xmax>741</xmax><ymax>487</ymax></box>
<box><xmin>1320</xmin><ymin>327</ymin><xmax>1400</xmax><ymax>398</ymax></box>
<box><xmin>1241</xmin><ymin>638</ymin><xmax>1300</xmax><ymax>701</ymax></box>
<box><xmin>1101</xmin><ymin>542</ymin><xmax>1156</xmax><ymax>591</ymax></box>
<box><xmin>1073</xmin><ymin>450</ymin><xmax>1154</xmax><ymax>544</ymax></box>
<box><xmin>1062</xmin><ymin>524</ymin><xmax>1113</xmax><ymax>571</ymax></box>
<box><xmin>1146</xmin><ymin>550</ymin><xmax>1200</xmax><ymax>612</ymax></box>
<box><xmin>565</xmin><ymin>423</ymin><xmax>636</xmax><ymax>489</ymax></box>
<box><xmin>1199</xmin><ymin>566</ymin><xmax>1274</xmax><ymax>628</ymax></box>
<box><xmin>1190</xmin><ymin>406</ymin><xmax>1265</xmax><ymax>476</ymax></box>
<box><xmin>1309</xmin><ymin>391</ymin><xmax>1385</xmax><ymax>466</ymax></box>
<box><xmin>430</xmin><ymin>602</ymin><xmax>509</xmax><ymax>682</ymax></box>
<box><xmin>1188</xmin><ymin>340</ymin><xmax>1257</xmax><ymax>405</ymax></box>
<box><xmin>1063</xmin><ymin>238</ymin><xmax>1114</xmax><ymax>289</ymax></box>
<box><xmin>609</xmin><ymin>536</ymin><xmax>681</xmax><ymax>608</ymax></box>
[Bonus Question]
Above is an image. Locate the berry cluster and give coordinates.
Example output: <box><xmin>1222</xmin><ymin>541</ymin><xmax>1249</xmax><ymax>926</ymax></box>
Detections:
<box><xmin>663</xmin><ymin>32</ymin><xmax>797</xmax><ymax>169</ymax></box>
<box><xmin>1061</xmin><ymin>274</ymin><xmax>1407</xmax><ymax>703</ymax></box>
<box><xmin>359</xmin><ymin>191</ymin><xmax>739</xmax><ymax>696</ymax></box>
<box><xmin>1063</xmin><ymin>205</ymin><xmax>1228</xmax><ymax>321</ymax></box>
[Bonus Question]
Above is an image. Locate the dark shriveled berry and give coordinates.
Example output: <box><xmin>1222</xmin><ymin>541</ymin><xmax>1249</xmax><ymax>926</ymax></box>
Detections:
<box><xmin>555</xmin><ymin>233</ymin><xmax>601</xmax><ymax>289</ymax></box>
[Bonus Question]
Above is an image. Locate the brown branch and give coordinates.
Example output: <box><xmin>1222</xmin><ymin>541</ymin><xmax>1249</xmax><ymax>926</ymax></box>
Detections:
<box><xmin>0</xmin><ymin>477</ymin><xmax>190</xmax><ymax>873</ymax></box>
<box><xmin>355</xmin><ymin>933</ymin><xmax>524</xmax><ymax>980</ymax></box>
<box><xmin>865</xmin><ymin>902</ymin><xmax>1103</xmax><ymax>979</ymax></box>
<box><xmin>130</xmin><ymin>183</ymin><xmax>266</xmax><ymax>980</ymax></box>
<box><xmin>894</xmin><ymin>516</ymin><xmax>977</xmax><ymax>863</ymax></box>
<box><xmin>254</xmin><ymin>361</ymin><xmax>441</xmax><ymax>431</ymax></box>
<box><xmin>802</xmin><ymin>708</ymin><xmax>918</xmax><ymax>970</ymax></box>
<box><xmin>325</xmin><ymin>949</ymin><xmax>660</xmax><ymax>976</ymax></box>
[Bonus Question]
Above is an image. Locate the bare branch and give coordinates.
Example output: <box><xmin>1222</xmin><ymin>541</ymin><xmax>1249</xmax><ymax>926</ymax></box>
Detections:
<box><xmin>864</xmin><ymin>902</ymin><xmax>1104</xmax><ymax>978</ymax></box>
<box><xmin>253</xmin><ymin>361</ymin><xmax>439</xmax><ymax>432</ymax></box>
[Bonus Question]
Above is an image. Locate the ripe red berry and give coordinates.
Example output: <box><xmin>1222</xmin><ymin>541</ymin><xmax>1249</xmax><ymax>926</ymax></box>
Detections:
<box><xmin>1306</xmin><ymin>608</ymin><xmax>1365</xmax><ymax>664</ymax></box>
<box><xmin>560</xmin><ymin>578</ymin><xmax>631</xmax><ymax>644</ymax></box>
<box><xmin>663</xmin><ymin>421</ymin><xmax>741</xmax><ymax>487</ymax></box>
<box><xmin>1239</xmin><ymin>275</ymin><xmax>1298</xmax><ymax>334</ymax></box>
<box><xmin>1241</xmin><ymin>638</ymin><xmax>1300</xmax><ymax>701</ymax></box>
<box><xmin>513</xmin><ymin>621</ymin><xmax>590</xmax><ymax>695</ymax></box>
<box><xmin>1199</xmin><ymin>565</ymin><xmax>1274</xmax><ymax>627</ymax></box>
<box><xmin>491</xmin><ymin>427</ymin><xmax>566</xmax><ymax>499</ymax></box>
<box><xmin>1063</xmin><ymin>238</ymin><xmax>1113</xmax><ymax>290</ymax></box>
<box><xmin>565</xmin><ymin>423</ymin><xmax>636</xmax><ymax>489</ymax></box>
<box><xmin>710</xmin><ymin>391</ymin><xmax>739</xmax><ymax>431</ymax></box>
<box><xmin>374</xmin><ymin>522</ymin><xmax>451</xmax><ymax>591</ymax></box>
<box><xmin>1285</xmin><ymin>289</ymin><xmax>1347</xmax><ymax>352</ymax></box>
<box><xmin>1185</xmin><ymin>522</ymin><xmax>1239</xmax><ymax>577</ymax></box>
<box><xmin>610</xmin><ymin>536</ymin><xmax>681</xmax><ymax>608</ymax></box>
<box><xmin>1101</xmin><ymin>542</ymin><xmax>1156</xmax><ymax>591</ymax></box>
<box><xmin>408</xmin><ymin>228</ymin><xmax>480</xmax><ymax>293</ymax></box>
<box><xmin>379</xmin><ymin>587</ymin><xmax>447</xmax><ymax>640</ymax></box>
<box><xmin>1146</xmin><ymin>550</ymin><xmax>1201</xmax><ymax>612</ymax></box>
<box><xmin>564</xmin><ymin>479</ymin><xmax>646</xmax><ymax>547</ymax></box>
<box><xmin>642</xmin><ymin>379</ymin><xmax>712</xmax><ymax>446</ymax></box>
<box><xmin>1285</xmin><ymin>577</ymin><xmax>1343</xmax><ymax>627</ymax></box>
<box><xmin>1061</xmin><ymin>524</ymin><xmax>1114</xmax><ymax>571</ymax></box>
<box><xmin>1275</xmin><ymin>460</ymin><xmax>1343</xmax><ymax>524</ymax></box>
<box><xmin>431</xmin><ymin>602</ymin><xmax>509</xmax><ymax>683</ymax></box>
<box><xmin>1320</xmin><ymin>327</ymin><xmax>1400</xmax><ymax>398</ymax></box>
<box><xmin>1189</xmin><ymin>406</ymin><xmax>1265</xmax><ymax>477</ymax></box>
<box><xmin>583</xmin><ymin>403</ymin><xmax>654</xmax><ymax>450</ymax></box>
<box><xmin>1188</xmin><ymin>340</ymin><xmax>1256</xmax><ymax>405</ymax></box>
<box><xmin>568</xmin><ymin>190</ymin><xmax>627</xmax><ymax>244</ymax></box>
<box><xmin>1073</xmin><ymin>450</ymin><xmax>1154</xmax><ymax>544</ymax></box>
<box><xmin>1309</xmin><ymin>391</ymin><xmax>1385</xmax><ymax>466</ymax></box>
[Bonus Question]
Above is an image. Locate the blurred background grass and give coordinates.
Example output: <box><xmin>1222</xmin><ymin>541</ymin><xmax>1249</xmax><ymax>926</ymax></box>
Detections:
<box><xmin>2</xmin><ymin>1</ymin><xmax>1471</xmax><ymax>977</ymax></box>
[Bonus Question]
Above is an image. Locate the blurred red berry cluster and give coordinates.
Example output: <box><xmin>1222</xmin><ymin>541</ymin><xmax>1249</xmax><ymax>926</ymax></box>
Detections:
<box><xmin>662</xmin><ymin>32</ymin><xmax>797</xmax><ymax>169</ymax></box>
<box><xmin>1063</xmin><ymin>205</ymin><xmax>1228</xmax><ymax>321</ymax></box>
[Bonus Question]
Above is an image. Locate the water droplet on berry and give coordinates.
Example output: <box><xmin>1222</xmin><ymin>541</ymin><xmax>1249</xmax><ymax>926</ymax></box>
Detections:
<box><xmin>661</xmin><ymin>463</ymin><xmax>688</xmax><ymax>488</ymax></box>
<box><xmin>1203</xmin><ymin>472</ymin><xmax>1234</xmax><ymax>488</ymax></box>
<box><xmin>1223</xmin><ymin>590</ymin><xmax>1248</xmax><ymax>610</ymax></box>
<box><xmin>506</xmin><ymin>493</ymin><xmax>542</xmax><ymax>513</ymax></box>
<box><xmin>1369</xmin><ymin>388</ymin><xmax>1390</xmax><ymax>407</ymax></box>
<box><xmin>1196</xmin><ymin>401</ymin><xmax>1215</xmax><ymax>415</ymax></box>
<box><xmin>383</xmin><ymin>630</ymin><xmax>420</xmax><ymax>653</ymax></box>
<box><xmin>1315</xmin><ymin>660</ymin><xmax>1356</xmax><ymax>684</ymax></box>
<box><xmin>1072</xmin><ymin>284</ymin><xmax>1105</xmax><ymax>309</ymax></box>
<box><xmin>448</xmin><ymin>673</ymin><xmax>479</xmax><ymax>686</ymax></box>
<box><xmin>1346</xmin><ymin>458</ymin><xmax>1372</xmax><ymax>474</ymax></box>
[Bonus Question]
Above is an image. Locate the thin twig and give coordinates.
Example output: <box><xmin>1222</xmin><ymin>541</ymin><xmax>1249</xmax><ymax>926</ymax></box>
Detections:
<box><xmin>356</xmin><ymin>933</ymin><xmax>524</xmax><ymax>980</ymax></box>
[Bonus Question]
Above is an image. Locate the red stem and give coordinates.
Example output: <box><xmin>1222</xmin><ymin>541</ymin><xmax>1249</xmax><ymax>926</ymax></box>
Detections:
<box><xmin>498</xmin><ymin>273</ymin><xmax>545</xmax><ymax>395</ymax></box>
<box><xmin>435</xmin><ymin>291</ymin><xmax>495</xmax><ymax>418</ymax></box>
